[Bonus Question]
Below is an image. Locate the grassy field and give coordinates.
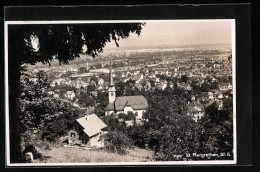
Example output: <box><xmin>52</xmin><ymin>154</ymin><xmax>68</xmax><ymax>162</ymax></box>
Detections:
<box><xmin>34</xmin><ymin>146</ymin><xmax>154</xmax><ymax>163</ymax></box>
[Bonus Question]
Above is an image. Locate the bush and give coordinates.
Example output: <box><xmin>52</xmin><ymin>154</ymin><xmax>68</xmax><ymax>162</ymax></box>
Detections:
<box><xmin>127</xmin><ymin>125</ymin><xmax>150</xmax><ymax>148</ymax></box>
<box><xmin>23</xmin><ymin>145</ymin><xmax>42</xmax><ymax>159</ymax></box>
<box><xmin>104</xmin><ymin>131</ymin><xmax>133</xmax><ymax>155</ymax></box>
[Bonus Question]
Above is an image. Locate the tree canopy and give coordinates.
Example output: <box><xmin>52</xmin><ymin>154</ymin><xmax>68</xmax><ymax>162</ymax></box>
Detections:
<box><xmin>9</xmin><ymin>23</ymin><xmax>144</xmax><ymax>66</ymax></box>
<box><xmin>20</xmin><ymin>71</ymin><xmax>80</xmax><ymax>144</ymax></box>
<box><xmin>8</xmin><ymin>23</ymin><xmax>145</xmax><ymax>162</ymax></box>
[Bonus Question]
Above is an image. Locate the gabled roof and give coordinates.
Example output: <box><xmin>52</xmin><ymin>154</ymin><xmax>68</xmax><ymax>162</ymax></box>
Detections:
<box><xmin>187</xmin><ymin>100</ymin><xmax>205</xmax><ymax>113</ymax></box>
<box><xmin>115</xmin><ymin>96</ymin><xmax>148</xmax><ymax>111</ymax></box>
<box><xmin>76</xmin><ymin>114</ymin><xmax>107</xmax><ymax>137</ymax></box>
<box><xmin>105</xmin><ymin>103</ymin><xmax>115</xmax><ymax>111</ymax></box>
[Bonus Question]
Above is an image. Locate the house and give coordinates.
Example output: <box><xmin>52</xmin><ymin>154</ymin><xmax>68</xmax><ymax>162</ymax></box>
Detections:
<box><xmin>155</xmin><ymin>77</ymin><xmax>160</xmax><ymax>83</ymax></box>
<box><xmin>51</xmin><ymin>78</ymin><xmax>65</xmax><ymax>87</ymax></box>
<box><xmin>67</xmin><ymin>114</ymin><xmax>107</xmax><ymax>147</ymax></box>
<box><xmin>97</xmin><ymin>85</ymin><xmax>103</xmax><ymax>90</ymax></box>
<box><xmin>187</xmin><ymin>97</ymin><xmax>205</xmax><ymax>122</ymax></box>
<box><xmin>64</xmin><ymin>90</ymin><xmax>76</xmax><ymax>100</ymax></box>
<box><xmin>145</xmin><ymin>81</ymin><xmax>151</xmax><ymax>88</ymax></box>
<box><xmin>53</xmin><ymin>94</ymin><xmax>60</xmax><ymax>98</ymax></box>
<box><xmin>216</xmin><ymin>100</ymin><xmax>224</xmax><ymax>110</ymax></box>
<box><xmin>208</xmin><ymin>92</ymin><xmax>214</xmax><ymax>100</ymax></box>
<box><xmin>104</xmin><ymin>64</ymin><xmax>148</xmax><ymax>121</ymax></box>
<box><xmin>98</xmin><ymin>78</ymin><xmax>104</xmax><ymax>86</ymax></box>
<box><xmin>47</xmin><ymin>91</ymin><xmax>55</xmax><ymax>96</ymax></box>
<box><xmin>219</xmin><ymin>83</ymin><xmax>231</xmax><ymax>91</ymax></box>
<box><xmin>90</xmin><ymin>91</ymin><xmax>98</xmax><ymax>97</ymax></box>
<box><xmin>216</xmin><ymin>92</ymin><xmax>224</xmax><ymax>99</ymax></box>
<box><xmin>161</xmin><ymin>81</ymin><xmax>168</xmax><ymax>90</ymax></box>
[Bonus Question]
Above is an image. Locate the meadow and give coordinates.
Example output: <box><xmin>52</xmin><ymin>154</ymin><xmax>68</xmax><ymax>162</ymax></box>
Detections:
<box><xmin>34</xmin><ymin>146</ymin><xmax>154</xmax><ymax>163</ymax></box>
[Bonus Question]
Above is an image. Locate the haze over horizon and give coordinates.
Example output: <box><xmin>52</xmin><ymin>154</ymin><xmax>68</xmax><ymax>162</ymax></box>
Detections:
<box><xmin>102</xmin><ymin>21</ymin><xmax>233</xmax><ymax>54</ymax></box>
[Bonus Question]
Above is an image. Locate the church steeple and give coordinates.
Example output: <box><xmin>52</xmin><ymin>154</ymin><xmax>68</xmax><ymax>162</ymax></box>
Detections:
<box><xmin>109</xmin><ymin>61</ymin><xmax>114</xmax><ymax>86</ymax></box>
<box><xmin>108</xmin><ymin>62</ymin><xmax>116</xmax><ymax>104</ymax></box>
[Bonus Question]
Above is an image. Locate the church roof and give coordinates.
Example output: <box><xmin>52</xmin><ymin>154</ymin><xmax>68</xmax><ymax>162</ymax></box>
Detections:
<box><xmin>105</xmin><ymin>96</ymin><xmax>148</xmax><ymax>112</ymax></box>
<box><xmin>115</xmin><ymin>96</ymin><xmax>148</xmax><ymax>111</ymax></box>
<box><xmin>105</xmin><ymin>103</ymin><xmax>115</xmax><ymax>111</ymax></box>
<box><xmin>76</xmin><ymin>114</ymin><xmax>107</xmax><ymax>137</ymax></box>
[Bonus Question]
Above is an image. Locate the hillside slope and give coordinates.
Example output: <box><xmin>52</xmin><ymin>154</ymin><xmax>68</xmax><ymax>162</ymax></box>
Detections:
<box><xmin>34</xmin><ymin>146</ymin><xmax>154</xmax><ymax>163</ymax></box>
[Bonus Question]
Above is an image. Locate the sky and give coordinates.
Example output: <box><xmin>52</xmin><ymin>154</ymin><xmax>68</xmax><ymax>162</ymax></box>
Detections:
<box><xmin>103</xmin><ymin>20</ymin><xmax>232</xmax><ymax>52</ymax></box>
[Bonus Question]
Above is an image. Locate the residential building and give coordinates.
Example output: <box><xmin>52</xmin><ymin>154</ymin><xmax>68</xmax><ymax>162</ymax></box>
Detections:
<box><xmin>67</xmin><ymin>114</ymin><xmax>107</xmax><ymax>147</ymax></box>
<box><xmin>187</xmin><ymin>97</ymin><xmax>205</xmax><ymax>122</ymax></box>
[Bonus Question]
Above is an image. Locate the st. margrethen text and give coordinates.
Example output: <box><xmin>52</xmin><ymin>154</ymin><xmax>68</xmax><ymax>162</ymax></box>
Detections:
<box><xmin>172</xmin><ymin>152</ymin><xmax>232</xmax><ymax>159</ymax></box>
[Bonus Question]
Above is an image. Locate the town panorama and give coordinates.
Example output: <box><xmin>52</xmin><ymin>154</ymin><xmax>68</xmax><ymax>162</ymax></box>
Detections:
<box><xmin>9</xmin><ymin>21</ymin><xmax>235</xmax><ymax>164</ymax></box>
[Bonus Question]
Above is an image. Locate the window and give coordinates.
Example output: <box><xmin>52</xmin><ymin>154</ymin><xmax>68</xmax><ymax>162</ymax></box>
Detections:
<box><xmin>71</xmin><ymin>133</ymin><xmax>75</xmax><ymax>138</ymax></box>
<box><xmin>111</xmin><ymin>92</ymin><xmax>114</xmax><ymax>96</ymax></box>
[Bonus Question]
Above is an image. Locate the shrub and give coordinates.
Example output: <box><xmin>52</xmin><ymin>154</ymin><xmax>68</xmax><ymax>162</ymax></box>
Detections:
<box><xmin>23</xmin><ymin>145</ymin><xmax>42</xmax><ymax>159</ymax></box>
<box><xmin>104</xmin><ymin>131</ymin><xmax>133</xmax><ymax>155</ymax></box>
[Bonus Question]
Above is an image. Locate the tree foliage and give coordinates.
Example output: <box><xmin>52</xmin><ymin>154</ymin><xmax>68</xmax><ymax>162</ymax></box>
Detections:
<box><xmin>9</xmin><ymin>23</ymin><xmax>144</xmax><ymax>162</ymax></box>
<box><xmin>20</xmin><ymin>71</ymin><xmax>79</xmax><ymax>142</ymax></box>
<box><xmin>118</xmin><ymin>85</ymin><xmax>234</xmax><ymax>161</ymax></box>
<box><xmin>9</xmin><ymin>23</ymin><xmax>144</xmax><ymax>66</ymax></box>
<box><xmin>103</xmin><ymin>115</ymin><xmax>132</xmax><ymax>154</ymax></box>
<box><xmin>77</xmin><ymin>92</ymin><xmax>95</xmax><ymax>107</ymax></box>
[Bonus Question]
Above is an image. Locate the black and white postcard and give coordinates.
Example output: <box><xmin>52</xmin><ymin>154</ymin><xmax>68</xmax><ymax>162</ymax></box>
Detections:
<box><xmin>5</xmin><ymin>19</ymin><xmax>236</xmax><ymax>166</ymax></box>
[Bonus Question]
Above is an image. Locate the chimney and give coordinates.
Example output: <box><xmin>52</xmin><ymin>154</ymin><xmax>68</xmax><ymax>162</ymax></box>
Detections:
<box><xmin>85</xmin><ymin>114</ymin><xmax>89</xmax><ymax>121</ymax></box>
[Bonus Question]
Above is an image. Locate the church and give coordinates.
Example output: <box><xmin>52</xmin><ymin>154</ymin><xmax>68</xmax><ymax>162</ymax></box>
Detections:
<box><xmin>105</xmin><ymin>65</ymin><xmax>148</xmax><ymax>121</ymax></box>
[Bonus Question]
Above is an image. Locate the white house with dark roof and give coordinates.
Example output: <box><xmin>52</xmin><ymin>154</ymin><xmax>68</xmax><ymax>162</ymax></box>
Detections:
<box><xmin>187</xmin><ymin>97</ymin><xmax>205</xmax><ymax>122</ymax></box>
<box><xmin>105</xmin><ymin>64</ymin><xmax>148</xmax><ymax>121</ymax></box>
<box><xmin>67</xmin><ymin>114</ymin><xmax>107</xmax><ymax>147</ymax></box>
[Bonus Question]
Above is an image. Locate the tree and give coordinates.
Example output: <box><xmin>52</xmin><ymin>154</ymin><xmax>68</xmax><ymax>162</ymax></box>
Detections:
<box><xmin>155</xmin><ymin>114</ymin><xmax>204</xmax><ymax>161</ymax></box>
<box><xmin>20</xmin><ymin>70</ymin><xmax>50</xmax><ymax>101</ymax></box>
<box><xmin>150</xmin><ymin>80</ymin><xmax>155</xmax><ymax>88</ymax></box>
<box><xmin>210</xmin><ymin>81</ymin><xmax>218</xmax><ymax>90</ymax></box>
<box><xmin>21</xmin><ymin>97</ymin><xmax>79</xmax><ymax>142</ymax></box>
<box><xmin>87</xmin><ymin>84</ymin><xmax>96</xmax><ymax>92</ymax></box>
<box><xmin>40</xmin><ymin>98</ymin><xmax>79</xmax><ymax>141</ymax></box>
<box><xmin>200</xmin><ymin>100</ymin><xmax>233</xmax><ymax>159</ymax></box>
<box><xmin>181</xmin><ymin>75</ymin><xmax>188</xmax><ymax>83</ymax></box>
<box><xmin>90</xmin><ymin>75</ymin><xmax>99</xmax><ymax>84</ymax></box>
<box><xmin>116</xmin><ymin>81</ymin><xmax>126</xmax><ymax>96</ymax></box>
<box><xmin>127</xmin><ymin>125</ymin><xmax>150</xmax><ymax>148</ymax></box>
<box><xmin>77</xmin><ymin>93</ymin><xmax>95</xmax><ymax>107</ymax></box>
<box><xmin>8</xmin><ymin>23</ymin><xmax>144</xmax><ymax>162</ymax></box>
<box><xmin>200</xmin><ymin>83</ymin><xmax>210</xmax><ymax>92</ymax></box>
<box><xmin>20</xmin><ymin>71</ymin><xmax>79</xmax><ymax>145</ymax></box>
<box><xmin>103</xmin><ymin>115</ymin><xmax>133</xmax><ymax>155</ymax></box>
<box><xmin>104</xmin><ymin>131</ymin><xmax>133</xmax><ymax>155</ymax></box>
